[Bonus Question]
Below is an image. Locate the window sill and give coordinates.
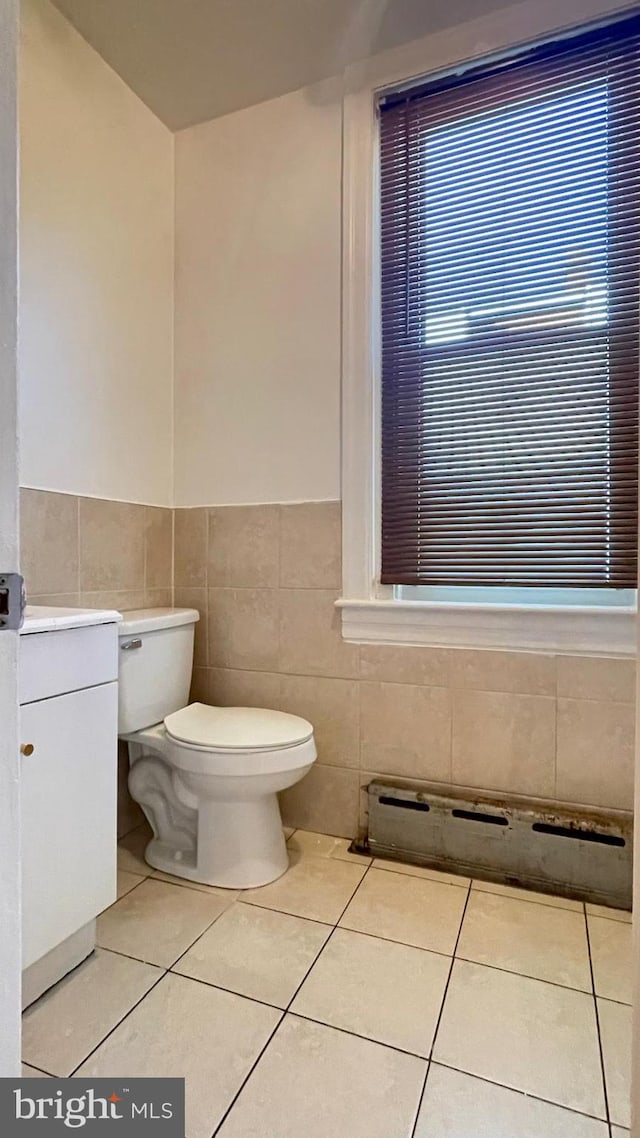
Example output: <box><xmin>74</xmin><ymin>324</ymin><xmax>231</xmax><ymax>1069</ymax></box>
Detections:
<box><xmin>336</xmin><ymin>597</ymin><xmax>637</xmax><ymax>655</ymax></box>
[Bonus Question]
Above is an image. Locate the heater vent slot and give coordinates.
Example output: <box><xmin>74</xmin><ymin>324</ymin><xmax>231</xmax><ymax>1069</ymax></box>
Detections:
<box><xmin>452</xmin><ymin>809</ymin><xmax>508</xmax><ymax>827</ymax></box>
<box><xmin>379</xmin><ymin>795</ymin><xmax>430</xmax><ymax>813</ymax></box>
<box><xmin>531</xmin><ymin>822</ymin><xmax>625</xmax><ymax>847</ymax></box>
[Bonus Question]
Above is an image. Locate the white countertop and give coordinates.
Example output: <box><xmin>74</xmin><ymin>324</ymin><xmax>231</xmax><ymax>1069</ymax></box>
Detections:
<box><xmin>20</xmin><ymin>605</ymin><xmax>122</xmax><ymax>635</ymax></box>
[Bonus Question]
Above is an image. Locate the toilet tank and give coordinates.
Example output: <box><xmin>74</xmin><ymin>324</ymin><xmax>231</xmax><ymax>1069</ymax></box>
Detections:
<box><xmin>117</xmin><ymin>608</ymin><xmax>199</xmax><ymax>734</ymax></box>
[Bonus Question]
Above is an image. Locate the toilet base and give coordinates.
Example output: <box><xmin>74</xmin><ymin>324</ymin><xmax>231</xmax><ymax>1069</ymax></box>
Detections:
<box><xmin>138</xmin><ymin>782</ymin><xmax>290</xmax><ymax>889</ymax></box>
<box><xmin>125</xmin><ymin>726</ymin><xmax>312</xmax><ymax>889</ymax></box>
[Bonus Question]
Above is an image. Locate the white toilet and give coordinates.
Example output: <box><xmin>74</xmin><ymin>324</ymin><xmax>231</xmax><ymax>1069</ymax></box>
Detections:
<box><xmin>118</xmin><ymin>607</ymin><xmax>316</xmax><ymax>888</ymax></box>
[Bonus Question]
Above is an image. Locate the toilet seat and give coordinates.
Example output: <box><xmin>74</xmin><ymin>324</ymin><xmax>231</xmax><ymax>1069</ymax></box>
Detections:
<box><xmin>164</xmin><ymin>702</ymin><xmax>313</xmax><ymax>753</ymax></box>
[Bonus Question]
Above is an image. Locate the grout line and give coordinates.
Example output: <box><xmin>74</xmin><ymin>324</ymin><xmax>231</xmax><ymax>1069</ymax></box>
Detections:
<box><xmin>584</xmin><ymin>903</ymin><xmax>613</xmax><ymax>1135</ymax></box>
<box><xmin>284</xmin><ymin>861</ymin><xmax>375</xmax><ymax>1004</ymax></box>
<box><xmin>73</xmin><ymin>901</ymin><xmax>236</xmax><ymax>1076</ymax></box>
<box><xmin>21</xmin><ymin>1062</ymin><xmax>57</xmax><ymax>1078</ymax></box>
<box><xmin>452</xmin><ymin>954</ymin><xmax>595</xmax><ymax>999</ymax></box>
<box><xmin>68</xmin><ymin>966</ymin><xmax>169</xmax><ymax>1077</ymax></box>
<box><xmin>285</xmin><ymin>1008</ymin><xmax>430</xmax><ymax>1063</ymax></box>
<box><xmin>236</xmin><ymin>897</ymin><xmax>343</xmax><ymax>928</ymax></box>
<box><xmin>210</xmin><ymin>861</ymin><xmax>376</xmax><ymax>1137</ymax></box>
<box><xmin>468</xmin><ymin>880</ymin><xmax>589</xmax><ymax>915</ymax></box>
<box><xmin>168</xmin><ymin>968</ymin><xmax>286</xmax><ymax>1014</ymax></box>
<box><xmin>431</xmin><ymin>1058</ymin><xmax>612</xmax><ymax>1126</ymax></box>
<box><xmin>410</xmin><ymin>880</ymin><xmax>472</xmax><ymax>1138</ymax></box>
<box><xmin>210</xmin><ymin>1013</ymin><xmax>286</xmax><ymax>1138</ymax></box>
<box><xmin>94</xmin><ymin>944</ymin><xmax>168</xmax><ymax>968</ymax></box>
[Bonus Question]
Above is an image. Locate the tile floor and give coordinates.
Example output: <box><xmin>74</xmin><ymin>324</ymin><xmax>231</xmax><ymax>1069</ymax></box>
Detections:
<box><xmin>22</xmin><ymin>823</ymin><xmax>632</xmax><ymax>1138</ymax></box>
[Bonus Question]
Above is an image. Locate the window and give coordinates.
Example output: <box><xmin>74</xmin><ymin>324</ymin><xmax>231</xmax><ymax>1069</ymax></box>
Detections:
<box><xmin>379</xmin><ymin>17</ymin><xmax>639</xmax><ymax>597</ymax></box>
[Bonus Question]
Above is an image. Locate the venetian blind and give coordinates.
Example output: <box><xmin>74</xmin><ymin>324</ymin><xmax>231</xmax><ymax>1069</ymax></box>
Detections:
<box><xmin>379</xmin><ymin>17</ymin><xmax>640</xmax><ymax>588</ymax></box>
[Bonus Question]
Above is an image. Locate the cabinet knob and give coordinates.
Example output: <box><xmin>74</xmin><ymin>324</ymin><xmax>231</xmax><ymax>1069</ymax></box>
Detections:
<box><xmin>20</xmin><ymin>743</ymin><xmax>34</xmax><ymax>756</ymax></box>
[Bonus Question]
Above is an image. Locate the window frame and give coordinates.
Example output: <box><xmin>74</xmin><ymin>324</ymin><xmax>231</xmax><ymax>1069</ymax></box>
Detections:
<box><xmin>339</xmin><ymin>0</ymin><xmax>637</xmax><ymax>655</ymax></box>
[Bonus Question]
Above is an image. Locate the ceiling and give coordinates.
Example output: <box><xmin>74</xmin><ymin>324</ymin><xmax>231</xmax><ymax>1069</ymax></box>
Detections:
<box><xmin>50</xmin><ymin>0</ymin><xmax>518</xmax><ymax>131</ymax></box>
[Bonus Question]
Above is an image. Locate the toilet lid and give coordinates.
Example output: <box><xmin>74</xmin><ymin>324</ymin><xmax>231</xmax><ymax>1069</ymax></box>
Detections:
<box><xmin>164</xmin><ymin>702</ymin><xmax>314</xmax><ymax>752</ymax></box>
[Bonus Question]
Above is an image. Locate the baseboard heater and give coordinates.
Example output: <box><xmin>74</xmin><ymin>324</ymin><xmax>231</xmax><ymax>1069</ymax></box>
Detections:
<box><xmin>359</xmin><ymin>779</ymin><xmax>632</xmax><ymax>910</ymax></box>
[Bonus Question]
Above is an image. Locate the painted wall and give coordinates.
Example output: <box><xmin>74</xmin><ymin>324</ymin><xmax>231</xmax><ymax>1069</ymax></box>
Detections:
<box><xmin>19</xmin><ymin>0</ymin><xmax>174</xmax><ymax>507</ymax></box>
<box><xmin>172</xmin><ymin>0</ymin><xmax>629</xmax><ymax>509</ymax></box>
<box><xmin>174</xmin><ymin>79</ymin><xmax>342</xmax><ymax>507</ymax></box>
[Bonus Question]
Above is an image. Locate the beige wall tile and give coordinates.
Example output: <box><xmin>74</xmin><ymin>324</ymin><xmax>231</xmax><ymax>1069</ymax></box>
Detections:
<box><xmin>208</xmin><ymin>587</ymin><xmax>279</xmax><ymax>671</ymax></box>
<box><xmin>174</xmin><ymin>507</ymin><xmax>207</xmax><ymax>587</ymax></box>
<box><xmin>279</xmin><ymin>588</ymin><xmax>359</xmax><ymax>678</ymax></box>
<box><xmin>360</xmin><ymin>644</ymin><xmax>450</xmax><ymax>686</ymax></box>
<box><xmin>279</xmin><ymin>763</ymin><xmax>360</xmax><ymax>838</ymax></box>
<box><xmin>28</xmin><ymin>593</ymin><xmax>81</xmax><ymax>607</ymax></box>
<box><xmin>449</xmin><ymin>649</ymin><xmax>555</xmax><ymax>696</ymax></box>
<box><xmin>452</xmin><ymin>690</ymin><xmax>556</xmax><ymax>798</ymax></box>
<box><xmin>209</xmin><ymin>667</ymin><xmax>282</xmax><ymax>709</ymax></box>
<box><xmin>557</xmin><ymin>656</ymin><xmax>636</xmax><ymax>704</ymax></box>
<box><xmin>144</xmin><ymin>506</ymin><xmax>173</xmax><ymax>588</ymax></box>
<box><xmin>144</xmin><ymin>587</ymin><xmax>173</xmax><ymax>607</ymax></box>
<box><xmin>80</xmin><ymin>589</ymin><xmax>148</xmax><ymax>612</ymax></box>
<box><xmin>190</xmin><ymin>666</ymin><xmax>210</xmax><ymax>704</ymax></box>
<box><xmin>21</xmin><ymin>488</ymin><xmax>79</xmax><ymax>596</ymax></box>
<box><xmin>279</xmin><ymin>674</ymin><xmax>359</xmax><ymax>768</ymax></box>
<box><xmin>209</xmin><ymin>505</ymin><xmax>279</xmax><ymax>588</ymax></box>
<box><xmin>556</xmin><ymin>699</ymin><xmax>635</xmax><ymax>811</ymax></box>
<box><xmin>79</xmin><ymin>497</ymin><xmax>145</xmax><ymax>592</ymax></box>
<box><xmin>175</xmin><ymin>586</ymin><xmax>208</xmax><ymax>666</ymax></box>
<box><xmin>360</xmin><ymin>681</ymin><xmax>451</xmax><ymax>783</ymax></box>
<box><xmin>279</xmin><ymin>501</ymin><xmax>341</xmax><ymax>589</ymax></box>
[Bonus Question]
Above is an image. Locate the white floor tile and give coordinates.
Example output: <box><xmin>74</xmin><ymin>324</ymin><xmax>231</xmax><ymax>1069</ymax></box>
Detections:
<box><xmin>373</xmin><ymin>859</ymin><xmax>470</xmax><ymax>888</ymax></box>
<box><xmin>287</xmin><ymin>830</ymin><xmax>371</xmax><ymax>865</ymax></box>
<box><xmin>339</xmin><ymin>869</ymin><xmax>467</xmax><ymax>955</ymax></box>
<box><xmin>598</xmin><ymin>997</ymin><xmax>631</xmax><ymax>1129</ymax></box>
<box><xmin>175</xmin><ymin>902</ymin><xmax>330</xmax><ymax>1007</ymax></box>
<box><xmin>457</xmin><ymin>890</ymin><xmax>591</xmax><ymax>990</ymax></box>
<box><xmin>433</xmin><ymin>960</ymin><xmax>606</xmax><ymax>1119</ymax></box>
<box><xmin>611</xmin><ymin>1130</ymin><xmax>630</xmax><ymax>1137</ymax></box>
<box><xmin>22</xmin><ymin>948</ymin><xmax>161</xmax><ymax>1076</ymax></box>
<box><xmin>76</xmin><ymin>973</ymin><xmax>280</xmax><ymax>1138</ymax></box>
<box><xmin>291</xmin><ymin>927</ymin><xmax>450</xmax><ymax>1056</ymax></box>
<box><xmin>472</xmin><ymin>879</ymin><xmax>582</xmax><ymax>911</ymax></box>
<box><xmin>21</xmin><ymin>1064</ymin><xmax>50</xmax><ymax>1078</ymax></box>
<box><xmin>116</xmin><ymin>824</ymin><xmax>153</xmax><ymax>875</ymax></box>
<box><xmin>116</xmin><ymin>869</ymin><xmax>145</xmax><ymax>899</ymax></box>
<box><xmin>243</xmin><ymin>853</ymin><xmax>366</xmax><ymax>923</ymax></box>
<box><xmin>97</xmin><ymin>878</ymin><xmax>229</xmax><ymax>967</ymax></box>
<box><xmin>414</xmin><ymin>1063</ymin><xmax>608</xmax><ymax>1138</ymax></box>
<box><xmin>588</xmin><ymin>916</ymin><xmax>632</xmax><ymax>1004</ymax></box>
<box><xmin>216</xmin><ymin>1014</ymin><xmax>426</xmax><ymax>1138</ymax></box>
<box><xmin>586</xmin><ymin>903</ymin><xmax>631</xmax><ymax>924</ymax></box>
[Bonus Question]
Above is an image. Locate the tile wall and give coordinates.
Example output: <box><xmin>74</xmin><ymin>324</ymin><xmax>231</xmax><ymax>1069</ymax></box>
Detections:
<box><xmin>20</xmin><ymin>488</ymin><xmax>173</xmax><ymax>611</ymax></box>
<box><xmin>174</xmin><ymin>501</ymin><xmax>636</xmax><ymax>838</ymax></box>
<box><xmin>20</xmin><ymin>487</ymin><xmax>172</xmax><ymax>837</ymax></box>
<box><xmin>20</xmin><ymin>490</ymin><xmax>636</xmax><ymax>840</ymax></box>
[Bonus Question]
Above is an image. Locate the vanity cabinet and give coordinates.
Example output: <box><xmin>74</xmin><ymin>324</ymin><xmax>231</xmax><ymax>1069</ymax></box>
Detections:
<box><xmin>19</xmin><ymin>613</ymin><xmax>119</xmax><ymax>976</ymax></box>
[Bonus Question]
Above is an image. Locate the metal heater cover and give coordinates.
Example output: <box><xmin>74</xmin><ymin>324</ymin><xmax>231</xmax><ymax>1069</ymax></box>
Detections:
<box><xmin>363</xmin><ymin>779</ymin><xmax>632</xmax><ymax>910</ymax></box>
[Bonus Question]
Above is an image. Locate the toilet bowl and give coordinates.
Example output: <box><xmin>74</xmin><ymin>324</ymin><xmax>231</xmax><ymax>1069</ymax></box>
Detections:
<box><xmin>118</xmin><ymin>608</ymin><xmax>316</xmax><ymax>888</ymax></box>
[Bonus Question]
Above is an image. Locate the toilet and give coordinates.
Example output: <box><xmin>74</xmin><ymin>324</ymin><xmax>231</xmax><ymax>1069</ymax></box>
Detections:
<box><xmin>117</xmin><ymin>607</ymin><xmax>316</xmax><ymax>888</ymax></box>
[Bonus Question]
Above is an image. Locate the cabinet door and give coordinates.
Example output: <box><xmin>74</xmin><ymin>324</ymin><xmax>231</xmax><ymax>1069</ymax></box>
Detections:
<box><xmin>20</xmin><ymin>682</ymin><xmax>118</xmax><ymax>969</ymax></box>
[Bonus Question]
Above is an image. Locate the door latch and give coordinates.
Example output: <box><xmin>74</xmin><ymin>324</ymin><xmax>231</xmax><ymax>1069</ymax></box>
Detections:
<box><xmin>0</xmin><ymin>573</ymin><xmax>25</xmax><ymax>630</ymax></box>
